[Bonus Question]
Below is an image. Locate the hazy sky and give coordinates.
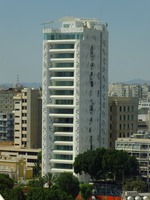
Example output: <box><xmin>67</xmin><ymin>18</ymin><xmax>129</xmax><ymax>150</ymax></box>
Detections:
<box><xmin>0</xmin><ymin>0</ymin><xmax>150</xmax><ymax>84</ymax></box>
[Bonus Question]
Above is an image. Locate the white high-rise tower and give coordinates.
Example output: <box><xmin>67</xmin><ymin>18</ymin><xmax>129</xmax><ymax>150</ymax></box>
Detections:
<box><xmin>42</xmin><ymin>16</ymin><xmax>108</xmax><ymax>175</ymax></box>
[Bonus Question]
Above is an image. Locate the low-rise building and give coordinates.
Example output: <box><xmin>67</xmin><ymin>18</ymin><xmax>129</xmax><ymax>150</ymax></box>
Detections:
<box><xmin>0</xmin><ymin>146</ymin><xmax>41</xmax><ymax>168</ymax></box>
<box><xmin>0</xmin><ymin>155</ymin><xmax>32</xmax><ymax>180</ymax></box>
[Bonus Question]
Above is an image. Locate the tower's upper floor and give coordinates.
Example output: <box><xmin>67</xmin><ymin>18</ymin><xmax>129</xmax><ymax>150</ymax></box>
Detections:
<box><xmin>43</xmin><ymin>16</ymin><xmax>107</xmax><ymax>35</ymax></box>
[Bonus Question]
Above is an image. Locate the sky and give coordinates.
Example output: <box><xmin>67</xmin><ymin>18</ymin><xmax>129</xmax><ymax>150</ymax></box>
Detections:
<box><xmin>0</xmin><ymin>0</ymin><xmax>150</xmax><ymax>84</ymax></box>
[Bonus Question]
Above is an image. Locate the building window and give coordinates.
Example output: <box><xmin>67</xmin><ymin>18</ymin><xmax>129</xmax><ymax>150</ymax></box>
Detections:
<box><xmin>22</xmin><ymin>127</ymin><xmax>27</xmax><ymax>131</ymax></box>
<box><xmin>90</xmin><ymin>105</ymin><xmax>93</xmax><ymax>112</ymax></box>
<box><xmin>120</xmin><ymin>124</ymin><xmax>122</xmax><ymax>129</ymax></box>
<box><xmin>110</xmin><ymin>124</ymin><xmax>112</xmax><ymax>130</ymax></box>
<box><xmin>124</xmin><ymin>106</ymin><xmax>126</xmax><ymax>112</ymax></box>
<box><xmin>22</xmin><ymin>113</ymin><xmax>27</xmax><ymax>117</ymax></box>
<box><xmin>123</xmin><ymin>115</ymin><xmax>126</xmax><ymax>120</ymax></box>
<box><xmin>15</xmin><ymin>102</ymin><xmax>20</xmax><ymax>104</ymax></box>
<box><xmin>22</xmin><ymin>106</ymin><xmax>27</xmax><ymax>109</ymax></box>
<box><xmin>110</xmin><ymin>106</ymin><xmax>112</xmax><ymax>112</ymax></box>
<box><xmin>22</xmin><ymin>99</ymin><xmax>27</xmax><ymax>103</ymax></box>
<box><xmin>132</xmin><ymin>106</ymin><xmax>134</xmax><ymax>112</ymax></box>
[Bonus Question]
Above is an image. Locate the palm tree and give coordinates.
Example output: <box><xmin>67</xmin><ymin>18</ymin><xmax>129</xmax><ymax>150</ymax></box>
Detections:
<box><xmin>42</xmin><ymin>172</ymin><xmax>57</xmax><ymax>188</ymax></box>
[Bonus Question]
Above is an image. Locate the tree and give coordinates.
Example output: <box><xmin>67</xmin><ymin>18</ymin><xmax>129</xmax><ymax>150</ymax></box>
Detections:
<box><xmin>0</xmin><ymin>173</ymin><xmax>14</xmax><ymax>190</ymax></box>
<box><xmin>102</xmin><ymin>150</ymin><xmax>139</xmax><ymax>181</ymax></box>
<box><xmin>74</xmin><ymin>148</ymin><xmax>107</xmax><ymax>181</ymax></box>
<box><xmin>45</xmin><ymin>188</ymin><xmax>74</xmax><ymax>200</ymax></box>
<box><xmin>26</xmin><ymin>187</ymin><xmax>45</xmax><ymax>200</ymax></box>
<box><xmin>42</xmin><ymin>172</ymin><xmax>56</xmax><ymax>188</ymax></box>
<box><xmin>123</xmin><ymin>178</ymin><xmax>147</xmax><ymax>192</ymax></box>
<box><xmin>80</xmin><ymin>183</ymin><xmax>93</xmax><ymax>200</ymax></box>
<box><xmin>26</xmin><ymin>187</ymin><xmax>74</xmax><ymax>200</ymax></box>
<box><xmin>28</xmin><ymin>177</ymin><xmax>44</xmax><ymax>188</ymax></box>
<box><xmin>56</xmin><ymin>172</ymin><xmax>79</xmax><ymax>199</ymax></box>
<box><xmin>74</xmin><ymin>148</ymin><xmax>139</xmax><ymax>182</ymax></box>
<box><xmin>1</xmin><ymin>187</ymin><xmax>26</xmax><ymax>200</ymax></box>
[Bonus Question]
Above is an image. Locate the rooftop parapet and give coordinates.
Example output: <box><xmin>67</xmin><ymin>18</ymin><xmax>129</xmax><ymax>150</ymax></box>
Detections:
<box><xmin>42</xmin><ymin>16</ymin><xmax>105</xmax><ymax>33</ymax></box>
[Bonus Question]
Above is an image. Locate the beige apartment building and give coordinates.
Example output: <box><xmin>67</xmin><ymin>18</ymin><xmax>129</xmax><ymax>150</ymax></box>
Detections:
<box><xmin>108</xmin><ymin>97</ymin><xmax>138</xmax><ymax>149</ymax></box>
<box><xmin>13</xmin><ymin>88</ymin><xmax>42</xmax><ymax>149</ymax></box>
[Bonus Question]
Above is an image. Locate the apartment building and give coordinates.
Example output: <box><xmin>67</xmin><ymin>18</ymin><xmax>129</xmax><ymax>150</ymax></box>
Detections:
<box><xmin>13</xmin><ymin>88</ymin><xmax>42</xmax><ymax>149</ymax></box>
<box><xmin>109</xmin><ymin>97</ymin><xmax>138</xmax><ymax>149</ymax></box>
<box><xmin>115</xmin><ymin>132</ymin><xmax>150</xmax><ymax>186</ymax></box>
<box><xmin>0</xmin><ymin>113</ymin><xmax>14</xmax><ymax>140</ymax></box>
<box><xmin>109</xmin><ymin>83</ymin><xmax>150</xmax><ymax>100</ymax></box>
<box><xmin>0</xmin><ymin>88</ymin><xmax>21</xmax><ymax>140</ymax></box>
<box><xmin>42</xmin><ymin>16</ymin><xmax>108</xmax><ymax>175</ymax></box>
<box><xmin>0</xmin><ymin>88</ymin><xmax>20</xmax><ymax>114</ymax></box>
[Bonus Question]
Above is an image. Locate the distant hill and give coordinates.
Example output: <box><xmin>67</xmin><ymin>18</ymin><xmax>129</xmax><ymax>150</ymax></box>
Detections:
<box><xmin>0</xmin><ymin>82</ymin><xmax>42</xmax><ymax>89</ymax></box>
<box><xmin>123</xmin><ymin>79</ymin><xmax>150</xmax><ymax>85</ymax></box>
<box><xmin>110</xmin><ymin>79</ymin><xmax>150</xmax><ymax>85</ymax></box>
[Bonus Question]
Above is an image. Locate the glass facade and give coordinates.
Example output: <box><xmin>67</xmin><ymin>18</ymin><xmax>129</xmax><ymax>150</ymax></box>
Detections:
<box><xmin>44</xmin><ymin>33</ymin><xmax>83</xmax><ymax>40</ymax></box>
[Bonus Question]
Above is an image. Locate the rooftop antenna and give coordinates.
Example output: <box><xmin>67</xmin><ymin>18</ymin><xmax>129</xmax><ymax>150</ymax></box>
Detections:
<box><xmin>15</xmin><ymin>74</ymin><xmax>21</xmax><ymax>88</ymax></box>
<box><xmin>17</xmin><ymin>74</ymin><xmax>19</xmax><ymax>84</ymax></box>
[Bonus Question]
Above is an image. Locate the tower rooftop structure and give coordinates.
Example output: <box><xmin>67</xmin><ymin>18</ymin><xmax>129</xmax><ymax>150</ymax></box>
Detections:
<box><xmin>42</xmin><ymin>16</ymin><xmax>106</xmax><ymax>35</ymax></box>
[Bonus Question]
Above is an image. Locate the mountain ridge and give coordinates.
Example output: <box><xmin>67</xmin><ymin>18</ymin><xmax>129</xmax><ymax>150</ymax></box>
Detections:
<box><xmin>0</xmin><ymin>82</ymin><xmax>42</xmax><ymax>88</ymax></box>
<box><xmin>110</xmin><ymin>79</ymin><xmax>150</xmax><ymax>85</ymax></box>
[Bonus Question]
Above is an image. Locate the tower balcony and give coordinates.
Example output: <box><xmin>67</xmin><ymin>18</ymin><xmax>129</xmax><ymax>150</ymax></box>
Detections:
<box><xmin>48</xmin><ymin>86</ymin><xmax>74</xmax><ymax>90</ymax></box>
<box><xmin>49</xmin><ymin>68</ymin><xmax>74</xmax><ymax>72</ymax></box>
<box><xmin>53</xmin><ymin>123</ymin><xmax>73</xmax><ymax>127</ymax></box>
<box><xmin>54</xmin><ymin>141</ymin><xmax>73</xmax><ymax>146</ymax></box>
<box><xmin>50</xmin><ymin>58</ymin><xmax>74</xmax><ymax>62</ymax></box>
<box><xmin>49</xmin><ymin>114</ymin><xmax>74</xmax><ymax>118</ymax></box>
<box><xmin>50</xmin><ymin>159</ymin><xmax>73</xmax><ymax>164</ymax></box>
<box><xmin>54</xmin><ymin>132</ymin><xmax>73</xmax><ymax>136</ymax></box>
<box><xmin>46</xmin><ymin>39</ymin><xmax>76</xmax><ymax>44</ymax></box>
<box><xmin>47</xmin><ymin>104</ymin><xmax>74</xmax><ymax>108</ymax></box>
<box><xmin>49</xmin><ymin>49</ymin><xmax>74</xmax><ymax>53</ymax></box>
<box><xmin>50</xmin><ymin>95</ymin><xmax>74</xmax><ymax>99</ymax></box>
<box><xmin>53</xmin><ymin>150</ymin><xmax>73</xmax><ymax>155</ymax></box>
<box><xmin>50</xmin><ymin>77</ymin><xmax>74</xmax><ymax>81</ymax></box>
